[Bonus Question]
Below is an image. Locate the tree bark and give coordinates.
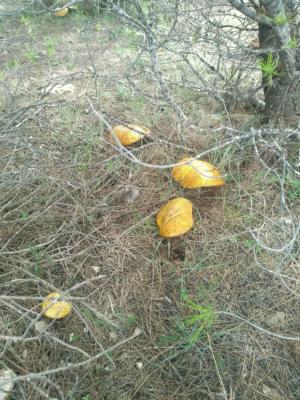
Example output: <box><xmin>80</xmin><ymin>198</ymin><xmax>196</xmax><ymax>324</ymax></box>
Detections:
<box><xmin>258</xmin><ymin>0</ymin><xmax>300</xmax><ymax>119</ymax></box>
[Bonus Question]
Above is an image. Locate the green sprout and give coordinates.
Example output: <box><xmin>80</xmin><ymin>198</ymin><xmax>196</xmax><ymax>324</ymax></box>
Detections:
<box><xmin>273</xmin><ymin>13</ymin><xmax>288</xmax><ymax>26</ymax></box>
<box><xmin>286</xmin><ymin>35</ymin><xmax>297</xmax><ymax>49</ymax></box>
<box><xmin>181</xmin><ymin>292</ymin><xmax>216</xmax><ymax>346</ymax></box>
<box><xmin>258</xmin><ymin>52</ymin><xmax>281</xmax><ymax>87</ymax></box>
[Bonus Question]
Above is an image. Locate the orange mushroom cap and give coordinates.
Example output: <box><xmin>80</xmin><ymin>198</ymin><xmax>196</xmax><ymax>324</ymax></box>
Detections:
<box><xmin>156</xmin><ymin>197</ymin><xmax>193</xmax><ymax>238</ymax></box>
<box><xmin>41</xmin><ymin>292</ymin><xmax>72</xmax><ymax>320</ymax></box>
<box><xmin>54</xmin><ymin>7</ymin><xmax>69</xmax><ymax>17</ymax></box>
<box><xmin>172</xmin><ymin>157</ymin><xmax>225</xmax><ymax>188</ymax></box>
<box><xmin>111</xmin><ymin>124</ymin><xmax>150</xmax><ymax>146</ymax></box>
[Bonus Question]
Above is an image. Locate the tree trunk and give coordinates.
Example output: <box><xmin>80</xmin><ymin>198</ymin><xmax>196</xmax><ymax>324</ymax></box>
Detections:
<box><xmin>258</xmin><ymin>0</ymin><xmax>300</xmax><ymax>119</ymax></box>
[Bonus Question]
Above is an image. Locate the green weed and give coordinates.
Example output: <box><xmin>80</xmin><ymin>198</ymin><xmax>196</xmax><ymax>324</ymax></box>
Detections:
<box><xmin>180</xmin><ymin>291</ymin><xmax>216</xmax><ymax>347</ymax></box>
<box><xmin>286</xmin><ymin>35</ymin><xmax>297</xmax><ymax>49</ymax></box>
<box><xmin>26</xmin><ymin>49</ymin><xmax>39</xmax><ymax>62</ymax></box>
<box><xmin>20</xmin><ymin>211</ymin><xmax>29</xmax><ymax>220</ymax></box>
<box><xmin>273</xmin><ymin>13</ymin><xmax>288</xmax><ymax>26</ymax></box>
<box><xmin>258</xmin><ymin>52</ymin><xmax>282</xmax><ymax>87</ymax></box>
<box><xmin>20</xmin><ymin>15</ymin><xmax>32</xmax><ymax>26</ymax></box>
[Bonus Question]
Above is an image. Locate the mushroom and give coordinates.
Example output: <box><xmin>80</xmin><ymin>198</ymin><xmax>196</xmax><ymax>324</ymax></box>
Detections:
<box><xmin>172</xmin><ymin>157</ymin><xmax>225</xmax><ymax>188</ymax></box>
<box><xmin>41</xmin><ymin>292</ymin><xmax>72</xmax><ymax>320</ymax></box>
<box><xmin>54</xmin><ymin>8</ymin><xmax>69</xmax><ymax>17</ymax></box>
<box><xmin>156</xmin><ymin>197</ymin><xmax>193</xmax><ymax>238</ymax></box>
<box><xmin>111</xmin><ymin>124</ymin><xmax>150</xmax><ymax>146</ymax></box>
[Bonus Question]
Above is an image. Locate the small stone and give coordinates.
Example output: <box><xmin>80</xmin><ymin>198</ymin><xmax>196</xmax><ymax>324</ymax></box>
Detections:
<box><xmin>136</xmin><ymin>361</ymin><xmax>143</xmax><ymax>370</ymax></box>
<box><xmin>91</xmin><ymin>266</ymin><xmax>100</xmax><ymax>273</ymax></box>
<box><xmin>262</xmin><ymin>385</ymin><xmax>284</xmax><ymax>400</ymax></box>
<box><xmin>0</xmin><ymin>368</ymin><xmax>16</xmax><ymax>400</ymax></box>
<box><xmin>265</xmin><ymin>311</ymin><xmax>285</xmax><ymax>327</ymax></box>
<box><xmin>34</xmin><ymin>320</ymin><xmax>49</xmax><ymax>334</ymax></box>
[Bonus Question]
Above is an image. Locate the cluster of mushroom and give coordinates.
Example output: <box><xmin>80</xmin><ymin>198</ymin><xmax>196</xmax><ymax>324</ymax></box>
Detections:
<box><xmin>112</xmin><ymin>124</ymin><xmax>225</xmax><ymax>238</ymax></box>
<box><xmin>39</xmin><ymin>124</ymin><xmax>224</xmax><ymax>320</ymax></box>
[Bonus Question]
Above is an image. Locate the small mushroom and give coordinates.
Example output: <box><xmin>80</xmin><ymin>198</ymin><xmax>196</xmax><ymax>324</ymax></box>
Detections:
<box><xmin>111</xmin><ymin>124</ymin><xmax>150</xmax><ymax>146</ymax></box>
<box><xmin>41</xmin><ymin>292</ymin><xmax>72</xmax><ymax>320</ymax></box>
<box><xmin>156</xmin><ymin>197</ymin><xmax>193</xmax><ymax>238</ymax></box>
<box><xmin>54</xmin><ymin>8</ymin><xmax>69</xmax><ymax>17</ymax></box>
<box><xmin>172</xmin><ymin>157</ymin><xmax>225</xmax><ymax>188</ymax></box>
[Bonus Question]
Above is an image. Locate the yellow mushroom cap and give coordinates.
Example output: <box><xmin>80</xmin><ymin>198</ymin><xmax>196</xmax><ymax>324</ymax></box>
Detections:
<box><xmin>41</xmin><ymin>292</ymin><xmax>72</xmax><ymax>320</ymax></box>
<box><xmin>172</xmin><ymin>157</ymin><xmax>225</xmax><ymax>188</ymax></box>
<box><xmin>111</xmin><ymin>124</ymin><xmax>150</xmax><ymax>146</ymax></box>
<box><xmin>156</xmin><ymin>197</ymin><xmax>193</xmax><ymax>238</ymax></box>
<box><xmin>54</xmin><ymin>7</ymin><xmax>69</xmax><ymax>17</ymax></box>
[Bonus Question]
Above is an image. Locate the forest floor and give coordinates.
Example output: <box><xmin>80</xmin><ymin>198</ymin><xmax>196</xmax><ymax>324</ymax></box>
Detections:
<box><xmin>0</xmin><ymin>7</ymin><xmax>299</xmax><ymax>400</ymax></box>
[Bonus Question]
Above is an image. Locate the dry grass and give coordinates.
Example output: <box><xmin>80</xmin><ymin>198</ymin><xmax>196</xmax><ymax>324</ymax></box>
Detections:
<box><xmin>0</xmin><ymin>7</ymin><xmax>299</xmax><ymax>400</ymax></box>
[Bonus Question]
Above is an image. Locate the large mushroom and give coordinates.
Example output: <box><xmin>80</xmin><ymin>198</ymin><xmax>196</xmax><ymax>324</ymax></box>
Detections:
<box><xmin>156</xmin><ymin>197</ymin><xmax>193</xmax><ymax>238</ymax></box>
<box><xmin>172</xmin><ymin>157</ymin><xmax>225</xmax><ymax>189</ymax></box>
